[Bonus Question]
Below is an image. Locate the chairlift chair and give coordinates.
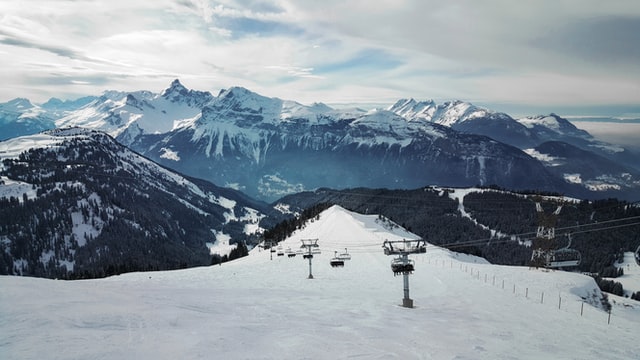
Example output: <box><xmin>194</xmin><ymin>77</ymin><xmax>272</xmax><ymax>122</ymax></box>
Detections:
<box><xmin>330</xmin><ymin>258</ymin><xmax>345</xmax><ymax>267</ymax></box>
<box><xmin>338</xmin><ymin>248</ymin><xmax>351</xmax><ymax>260</ymax></box>
<box><xmin>285</xmin><ymin>248</ymin><xmax>296</xmax><ymax>257</ymax></box>
<box><xmin>391</xmin><ymin>258</ymin><xmax>415</xmax><ymax>276</ymax></box>
<box><xmin>330</xmin><ymin>251</ymin><xmax>345</xmax><ymax>267</ymax></box>
<box><xmin>547</xmin><ymin>248</ymin><xmax>581</xmax><ymax>268</ymax></box>
<box><xmin>546</xmin><ymin>233</ymin><xmax>581</xmax><ymax>268</ymax></box>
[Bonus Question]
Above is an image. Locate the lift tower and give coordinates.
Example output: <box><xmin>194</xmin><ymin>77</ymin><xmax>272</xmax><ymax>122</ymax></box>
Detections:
<box><xmin>300</xmin><ymin>238</ymin><xmax>319</xmax><ymax>279</ymax></box>
<box><xmin>382</xmin><ymin>239</ymin><xmax>427</xmax><ymax>308</ymax></box>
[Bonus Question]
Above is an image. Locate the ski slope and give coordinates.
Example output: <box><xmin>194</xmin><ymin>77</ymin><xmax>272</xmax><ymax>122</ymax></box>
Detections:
<box><xmin>1</xmin><ymin>206</ymin><xmax>638</xmax><ymax>359</ymax></box>
<box><xmin>613</xmin><ymin>251</ymin><xmax>640</xmax><ymax>298</ymax></box>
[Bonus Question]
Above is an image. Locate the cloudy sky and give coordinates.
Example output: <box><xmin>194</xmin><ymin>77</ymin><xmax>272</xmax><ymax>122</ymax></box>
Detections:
<box><xmin>1</xmin><ymin>0</ymin><xmax>639</xmax><ymax>116</ymax></box>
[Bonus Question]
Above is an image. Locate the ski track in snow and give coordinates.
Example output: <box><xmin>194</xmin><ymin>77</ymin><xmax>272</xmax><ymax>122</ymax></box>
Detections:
<box><xmin>1</xmin><ymin>206</ymin><xmax>638</xmax><ymax>359</ymax></box>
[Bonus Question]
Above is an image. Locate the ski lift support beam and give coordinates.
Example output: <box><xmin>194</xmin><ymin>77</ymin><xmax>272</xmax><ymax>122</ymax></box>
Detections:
<box><xmin>301</xmin><ymin>238</ymin><xmax>319</xmax><ymax>279</ymax></box>
<box><xmin>382</xmin><ymin>239</ymin><xmax>427</xmax><ymax>308</ymax></box>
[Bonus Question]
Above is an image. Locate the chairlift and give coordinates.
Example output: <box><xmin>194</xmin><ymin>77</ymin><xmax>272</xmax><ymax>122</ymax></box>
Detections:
<box><xmin>330</xmin><ymin>252</ymin><xmax>345</xmax><ymax>267</ymax></box>
<box><xmin>303</xmin><ymin>254</ymin><xmax>313</xmax><ymax>259</ymax></box>
<box><xmin>391</xmin><ymin>257</ymin><xmax>415</xmax><ymax>276</ymax></box>
<box><xmin>544</xmin><ymin>234</ymin><xmax>581</xmax><ymax>268</ymax></box>
<box><xmin>382</xmin><ymin>239</ymin><xmax>427</xmax><ymax>255</ymax></box>
<box><xmin>338</xmin><ymin>248</ymin><xmax>351</xmax><ymax>261</ymax></box>
<box><xmin>276</xmin><ymin>245</ymin><xmax>285</xmax><ymax>256</ymax></box>
<box><xmin>311</xmin><ymin>247</ymin><xmax>321</xmax><ymax>255</ymax></box>
<box><xmin>547</xmin><ymin>249</ymin><xmax>581</xmax><ymax>268</ymax></box>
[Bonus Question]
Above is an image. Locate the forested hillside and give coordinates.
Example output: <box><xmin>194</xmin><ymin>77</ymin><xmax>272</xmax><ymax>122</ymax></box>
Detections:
<box><xmin>0</xmin><ymin>129</ymin><xmax>267</xmax><ymax>279</ymax></box>
<box><xmin>273</xmin><ymin>187</ymin><xmax>640</xmax><ymax>276</ymax></box>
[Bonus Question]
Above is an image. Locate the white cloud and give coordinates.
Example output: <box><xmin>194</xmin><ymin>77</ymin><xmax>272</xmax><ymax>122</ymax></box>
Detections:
<box><xmin>1</xmin><ymin>0</ymin><xmax>639</xmax><ymax>114</ymax></box>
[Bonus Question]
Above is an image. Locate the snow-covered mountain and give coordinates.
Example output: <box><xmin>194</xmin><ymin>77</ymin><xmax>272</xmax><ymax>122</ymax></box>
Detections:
<box><xmin>2</xmin><ymin>81</ymin><xmax>638</xmax><ymax>201</ymax></box>
<box><xmin>126</xmin><ymin>86</ymin><xmax>574</xmax><ymax>201</ymax></box>
<box><xmin>517</xmin><ymin>113</ymin><xmax>592</xmax><ymax>140</ymax></box>
<box><xmin>388</xmin><ymin>99</ymin><xmax>603</xmax><ymax>150</ymax></box>
<box><xmin>0</xmin><ymin>128</ymin><xmax>270</xmax><ymax>278</ymax></box>
<box><xmin>55</xmin><ymin>79</ymin><xmax>214</xmax><ymax>144</ymax></box>
<box><xmin>389</xmin><ymin>98</ymin><xmax>539</xmax><ymax>148</ymax></box>
<box><xmin>0</xmin><ymin>98</ymin><xmax>56</xmax><ymax>141</ymax></box>
<box><xmin>1</xmin><ymin>205</ymin><xmax>637</xmax><ymax>359</ymax></box>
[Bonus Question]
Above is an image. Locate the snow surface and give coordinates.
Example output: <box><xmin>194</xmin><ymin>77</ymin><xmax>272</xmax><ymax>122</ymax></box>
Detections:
<box><xmin>519</xmin><ymin>116</ymin><xmax>562</xmax><ymax>131</ymax></box>
<box><xmin>612</xmin><ymin>252</ymin><xmax>640</xmax><ymax>298</ymax></box>
<box><xmin>523</xmin><ymin>148</ymin><xmax>562</xmax><ymax>166</ymax></box>
<box><xmin>1</xmin><ymin>205</ymin><xmax>638</xmax><ymax>359</ymax></box>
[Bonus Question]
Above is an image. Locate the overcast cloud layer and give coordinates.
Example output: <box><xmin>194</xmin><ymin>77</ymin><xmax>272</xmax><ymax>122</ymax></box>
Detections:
<box><xmin>1</xmin><ymin>0</ymin><xmax>639</xmax><ymax>115</ymax></box>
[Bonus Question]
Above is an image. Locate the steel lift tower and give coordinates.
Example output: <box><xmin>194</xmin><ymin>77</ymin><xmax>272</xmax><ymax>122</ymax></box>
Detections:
<box><xmin>300</xmin><ymin>238</ymin><xmax>320</xmax><ymax>279</ymax></box>
<box><xmin>382</xmin><ymin>239</ymin><xmax>427</xmax><ymax>308</ymax></box>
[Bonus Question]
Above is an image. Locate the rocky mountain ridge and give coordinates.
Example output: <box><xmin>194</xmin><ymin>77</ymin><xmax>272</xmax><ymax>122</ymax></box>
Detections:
<box><xmin>1</xmin><ymin>80</ymin><xmax>638</xmax><ymax>201</ymax></box>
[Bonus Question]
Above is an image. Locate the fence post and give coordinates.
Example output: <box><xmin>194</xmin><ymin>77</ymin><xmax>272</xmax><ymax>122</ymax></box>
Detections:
<box><xmin>581</xmin><ymin>302</ymin><xmax>584</xmax><ymax>317</ymax></box>
<box><xmin>541</xmin><ymin>292</ymin><xmax>544</xmax><ymax>304</ymax></box>
<box><xmin>525</xmin><ymin>288</ymin><xmax>528</xmax><ymax>298</ymax></box>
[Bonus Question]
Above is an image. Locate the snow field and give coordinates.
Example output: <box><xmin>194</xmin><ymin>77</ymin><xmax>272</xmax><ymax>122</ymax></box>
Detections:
<box><xmin>1</xmin><ymin>206</ymin><xmax>637</xmax><ymax>359</ymax></box>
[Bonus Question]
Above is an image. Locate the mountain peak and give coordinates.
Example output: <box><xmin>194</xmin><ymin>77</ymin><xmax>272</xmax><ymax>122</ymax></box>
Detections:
<box><xmin>213</xmin><ymin>86</ymin><xmax>281</xmax><ymax>114</ymax></box>
<box><xmin>219</xmin><ymin>86</ymin><xmax>265</xmax><ymax>100</ymax></box>
<box><xmin>161</xmin><ymin>79</ymin><xmax>188</xmax><ymax>97</ymax></box>
<box><xmin>2</xmin><ymin>98</ymin><xmax>35</xmax><ymax>111</ymax></box>
<box><xmin>160</xmin><ymin>79</ymin><xmax>214</xmax><ymax>107</ymax></box>
<box><xmin>517</xmin><ymin>113</ymin><xmax>591</xmax><ymax>139</ymax></box>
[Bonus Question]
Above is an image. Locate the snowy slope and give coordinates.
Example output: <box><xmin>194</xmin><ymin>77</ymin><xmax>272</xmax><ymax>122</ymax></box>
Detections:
<box><xmin>1</xmin><ymin>205</ymin><xmax>637</xmax><ymax>359</ymax></box>
<box><xmin>613</xmin><ymin>252</ymin><xmax>640</xmax><ymax>298</ymax></box>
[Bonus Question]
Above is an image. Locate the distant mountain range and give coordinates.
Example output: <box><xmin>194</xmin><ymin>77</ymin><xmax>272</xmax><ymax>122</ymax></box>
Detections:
<box><xmin>1</xmin><ymin>79</ymin><xmax>639</xmax><ymax>203</ymax></box>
